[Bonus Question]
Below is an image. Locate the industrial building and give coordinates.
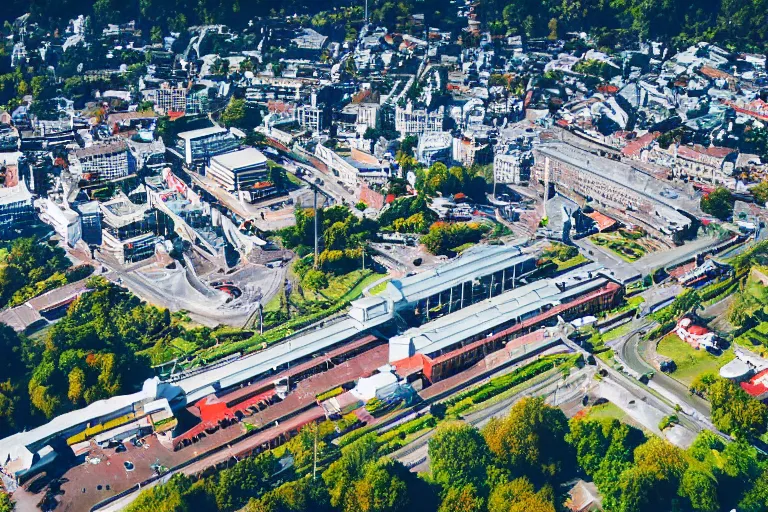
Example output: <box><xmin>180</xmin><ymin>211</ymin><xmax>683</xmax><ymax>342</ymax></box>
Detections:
<box><xmin>389</xmin><ymin>264</ymin><xmax>623</xmax><ymax>382</ymax></box>
<box><xmin>0</xmin><ymin>244</ymin><xmax>625</xmax><ymax>485</ymax></box>
<box><xmin>384</xmin><ymin>244</ymin><xmax>538</xmax><ymax>325</ymax></box>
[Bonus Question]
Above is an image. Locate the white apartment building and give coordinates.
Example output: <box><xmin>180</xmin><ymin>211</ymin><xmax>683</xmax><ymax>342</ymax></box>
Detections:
<box><xmin>296</xmin><ymin>104</ymin><xmax>324</xmax><ymax>132</ymax></box>
<box><xmin>394</xmin><ymin>102</ymin><xmax>444</xmax><ymax>137</ymax></box>
<box><xmin>315</xmin><ymin>144</ymin><xmax>390</xmax><ymax>188</ymax></box>
<box><xmin>36</xmin><ymin>198</ymin><xmax>81</xmax><ymax>246</ymax></box>
<box><xmin>494</xmin><ymin>152</ymin><xmax>531</xmax><ymax>185</ymax></box>
<box><xmin>357</xmin><ymin>103</ymin><xmax>379</xmax><ymax>131</ymax></box>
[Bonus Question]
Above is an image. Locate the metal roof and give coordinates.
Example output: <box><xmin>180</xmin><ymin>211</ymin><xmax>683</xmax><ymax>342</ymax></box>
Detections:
<box><xmin>391</xmin><ymin>270</ymin><xmax>609</xmax><ymax>358</ymax></box>
<box><xmin>385</xmin><ymin>244</ymin><xmax>533</xmax><ymax>304</ymax></box>
<box><xmin>169</xmin><ymin>307</ymin><xmax>391</xmax><ymax>404</ymax></box>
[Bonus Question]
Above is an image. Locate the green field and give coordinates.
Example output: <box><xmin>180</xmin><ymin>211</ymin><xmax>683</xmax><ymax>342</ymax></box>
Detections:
<box><xmin>584</xmin><ymin>401</ymin><xmax>627</xmax><ymax>422</ymax></box>
<box><xmin>554</xmin><ymin>253</ymin><xmax>588</xmax><ymax>271</ymax></box>
<box><xmin>656</xmin><ymin>333</ymin><xmax>734</xmax><ymax>386</ymax></box>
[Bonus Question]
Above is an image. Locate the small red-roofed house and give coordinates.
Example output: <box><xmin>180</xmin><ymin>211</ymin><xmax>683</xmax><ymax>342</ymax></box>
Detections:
<box><xmin>675</xmin><ymin>317</ymin><xmax>718</xmax><ymax>350</ymax></box>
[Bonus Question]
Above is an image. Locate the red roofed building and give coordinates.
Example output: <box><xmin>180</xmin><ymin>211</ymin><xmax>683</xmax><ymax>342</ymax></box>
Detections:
<box><xmin>741</xmin><ymin>369</ymin><xmax>768</xmax><ymax>400</ymax></box>
<box><xmin>585</xmin><ymin>210</ymin><xmax>619</xmax><ymax>232</ymax></box>
<box><xmin>597</xmin><ymin>84</ymin><xmax>619</xmax><ymax>95</ymax></box>
<box><xmin>674</xmin><ymin>317</ymin><xmax>717</xmax><ymax>350</ymax></box>
<box><xmin>621</xmin><ymin>131</ymin><xmax>660</xmax><ymax>159</ymax></box>
<box><xmin>669</xmin><ymin>144</ymin><xmax>736</xmax><ymax>185</ymax></box>
<box><xmin>699</xmin><ymin>65</ymin><xmax>732</xmax><ymax>80</ymax></box>
<box><xmin>358</xmin><ymin>184</ymin><xmax>385</xmax><ymax>210</ymax></box>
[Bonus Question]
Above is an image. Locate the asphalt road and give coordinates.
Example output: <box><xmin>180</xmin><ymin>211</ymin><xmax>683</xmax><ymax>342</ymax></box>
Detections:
<box><xmin>617</xmin><ymin>330</ymin><xmax>712</xmax><ymax>418</ymax></box>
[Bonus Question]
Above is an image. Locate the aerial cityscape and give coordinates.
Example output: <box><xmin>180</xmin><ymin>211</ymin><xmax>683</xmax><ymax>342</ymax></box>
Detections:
<box><xmin>4</xmin><ymin>0</ymin><xmax>768</xmax><ymax>511</ymax></box>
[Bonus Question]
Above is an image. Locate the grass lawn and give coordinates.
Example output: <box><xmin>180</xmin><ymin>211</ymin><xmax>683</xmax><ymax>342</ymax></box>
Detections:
<box><xmin>286</xmin><ymin>172</ymin><xmax>303</xmax><ymax>187</ymax></box>
<box><xmin>596</xmin><ymin>349</ymin><xmax>619</xmax><ymax>366</ymax></box>
<box><xmin>368</xmin><ymin>279</ymin><xmax>390</xmax><ymax>296</ymax></box>
<box><xmin>585</xmin><ymin>401</ymin><xmax>627</xmax><ymax>422</ymax></box>
<box><xmin>657</xmin><ymin>332</ymin><xmax>734</xmax><ymax>386</ymax></box>
<box><xmin>601</xmin><ymin>321</ymin><xmax>634</xmax><ymax>342</ymax></box>
<box><xmin>591</xmin><ymin>231</ymin><xmax>648</xmax><ymax>262</ymax></box>
<box><xmin>554</xmin><ymin>253</ymin><xmax>588</xmax><ymax>271</ymax></box>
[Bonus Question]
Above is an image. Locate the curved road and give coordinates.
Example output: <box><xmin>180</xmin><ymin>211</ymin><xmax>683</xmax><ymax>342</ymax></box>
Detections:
<box><xmin>619</xmin><ymin>331</ymin><xmax>711</xmax><ymax>417</ymax></box>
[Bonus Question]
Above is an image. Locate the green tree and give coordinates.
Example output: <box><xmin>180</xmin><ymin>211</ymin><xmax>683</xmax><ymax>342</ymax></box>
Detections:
<box><xmin>428</xmin><ymin>421</ymin><xmax>491</xmax><ymax>490</ymax></box>
<box><xmin>487</xmin><ymin>477</ymin><xmax>555</xmax><ymax>512</ymax></box>
<box><xmin>303</xmin><ymin>269</ymin><xmax>328</xmax><ymax>291</ymax></box>
<box><xmin>679</xmin><ymin>468</ymin><xmax>719</xmax><ymax>512</ymax></box>
<box><xmin>214</xmin><ymin>452</ymin><xmax>278</xmax><ymax>511</ymax></box>
<box><xmin>482</xmin><ymin>397</ymin><xmax>571</xmax><ymax>482</ymax></box>
<box><xmin>220</xmin><ymin>97</ymin><xmax>247</xmax><ymax>128</ymax></box>
<box><xmin>0</xmin><ymin>493</ymin><xmax>12</xmax><ymax>512</ymax></box>
<box><xmin>700</xmin><ymin>187</ymin><xmax>734</xmax><ymax>221</ymax></box>
<box><xmin>751</xmin><ymin>181</ymin><xmax>768</xmax><ymax>205</ymax></box>
<box><xmin>151</xmin><ymin>26</ymin><xmax>163</xmax><ymax>43</ymax></box>
<box><xmin>437</xmin><ymin>485</ymin><xmax>483</xmax><ymax>512</ymax></box>
<box><xmin>345</xmin><ymin>458</ymin><xmax>410</xmax><ymax>512</ymax></box>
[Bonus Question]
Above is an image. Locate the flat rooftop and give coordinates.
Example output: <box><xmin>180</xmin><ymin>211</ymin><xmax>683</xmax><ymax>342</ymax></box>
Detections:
<box><xmin>73</xmin><ymin>139</ymin><xmax>128</xmax><ymax>159</ymax></box>
<box><xmin>177</xmin><ymin>125</ymin><xmax>228</xmax><ymax>141</ymax></box>
<box><xmin>209</xmin><ymin>147</ymin><xmax>267</xmax><ymax>171</ymax></box>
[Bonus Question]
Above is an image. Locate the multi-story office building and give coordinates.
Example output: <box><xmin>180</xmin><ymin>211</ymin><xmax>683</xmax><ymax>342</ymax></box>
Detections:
<box><xmin>150</xmin><ymin>85</ymin><xmax>187</xmax><ymax>114</ymax></box>
<box><xmin>416</xmin><ymin>132</ymin><xmax>452</xmax><ymax>166</ymax></box>
<box><xmin>0</xmin><ymin>181</ymin><xmax>34</xmax><ymax>236</ymax></box>
<box><xmin>100</xmin><ymin>194</ymin><xmax>160</xmax><ymax>263</ymax></box>
<box><xmin>206</xmin><ymin>147</ymin><xmax>269</xmax><ymax>192</ymax></box>
<box><xmin>452</xmin><ymin>132</ymin><xmax>492</xmax><ymax>167</ymax></box>
<box><xmin>394</xmin><ymin>102</ymin><xmax>444</xmax><ymax>136</ymax></box>
<box><xmin>77</xmin><ymin>201</ymin><xmax>102</xmax><ymax>246</ymax></box>
<box><xmin>70</xmin><ymin>139</ymin><xmax>133</xmax><ymax>183</ymax></box>
<box><xmin>494</xmin><ymin>151</ymin><xmax>532</xmax><ymax>185</ymax></box>
<box><xmin>176</xmin><ymin>126</ymin><xmax>239</xmax><ymax>166</ymax></box>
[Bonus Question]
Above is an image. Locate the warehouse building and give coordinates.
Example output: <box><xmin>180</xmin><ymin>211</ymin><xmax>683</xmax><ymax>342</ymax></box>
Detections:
<box><xmin>384</xmin><ymin>244</ymin><xmax>538</xmax><ymax>325</ymax></box>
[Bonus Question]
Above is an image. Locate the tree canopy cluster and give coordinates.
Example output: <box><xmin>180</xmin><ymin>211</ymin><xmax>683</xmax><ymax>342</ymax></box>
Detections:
<box><xmin>124</xmin><ymin>396</ymin><xmax>768</xmax><ymax>512</ymax></box>
<box><xmin>0</xmin><ymin>237</ymin><xmax>70</xmax><ymax>308</ymax></box>
<box><xmin>700</xmin><ymin>187</ymin><xmax>735</xmax><ymax>221</ymax></box>
<box><xmin>278</xmin><ymin>205</ymin><xmax>377</xmax><ymax>276</ymax></box>
<box><xmin>0</xmin><ymin>277</ymin><xmax>232</xmax><ymax>435</ymax></box>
